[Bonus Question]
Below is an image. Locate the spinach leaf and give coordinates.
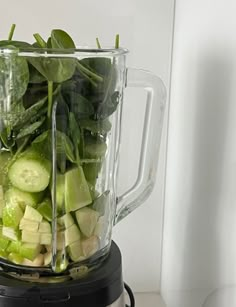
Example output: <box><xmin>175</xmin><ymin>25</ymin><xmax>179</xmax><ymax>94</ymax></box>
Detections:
<box><xmin>79</xmin><ymin>118</ymin><xmax>111</xmax><ymax>134</ymax></box>
<box><xmin>0</xmin><ymin>47</ymin><xmax>29</xmax><ymax>102</ymax></box>
<box><xmin>28</xmin><ymin>63</ymin><xmax>46</xmax><ymax>84</ymax></box>
<box><xmin>0</xmin><ymin>40</ymin><xmax>32</xmax><ymax>49</ymax></box>
<box><xmin>95</xmin><ymin>91</ymin><xmax>120</xmax><ymax>120</ymax></box>
<box><xmin>69</xmin><ymin>112</ymin><xmax>80</xmax><ymax>144</ymax></box>
<box><xmin>51</xmin><ymin>29</ymin><xmax>75</xmax><ymax>49</ymax></box>
<box><xmin>16</xmin><ymin>118</ymin><xmax>45</xmax><ymax>139</ymax></box>
<box><xmin>13</xmin><ymin>96</ymin><xmax>47</xmax><ymax>130</ymax></box>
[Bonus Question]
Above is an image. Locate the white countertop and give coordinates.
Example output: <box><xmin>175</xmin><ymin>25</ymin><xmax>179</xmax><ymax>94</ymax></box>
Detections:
<box><xmin>128</xmin><ymin>293</ymin><xmax>166</xmax><ymax>307</ymax></box>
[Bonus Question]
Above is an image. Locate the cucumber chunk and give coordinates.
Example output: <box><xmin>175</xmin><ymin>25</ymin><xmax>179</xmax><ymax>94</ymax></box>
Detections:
<box><xmin>20</xmin><ymin>218</ymin><xmax>39</xmax><ymax>232</ymax></box>
<box><xmin>2</xmin><ymin>203</ymin><xmax>23</xmax><ymax>228</ymax></box>
<box><xmin>44</xmin><ymin>251</ymin><xmax>52</xmax><ymax>266</ymax></box>
<box><xmin>65</xmin><ymin>224</ymin><xmax>81</xmax><ymax>246</ymax></box>
<box><xmin>68</xmin><ymin>241</ymin><xmax>83</xmax><ymax>262</ymax></box>
<box><xmin>23</xmin><ymin>253</ymin><xmax>44</xmax><ymax>266</ymax></box>
<box><xmin>8</xmin><ymin>253</ymin><xmax>24</xmax><ymax>264</ymax></box>
<box><xmin>19</xmin><ymin>243</ymin><xmax>41</xmax><ymax>261</ymax></box>
<box><xmin>24</xmin><ymin>205</ymin><xmax>43</xmax><ymax>223</ymax></box>
<box><xmin>2</xmin><ymin>226</ymin><xmax>20</xmax><ymax>241</ymax></box>
<box><xmin>22</xmin><ymin>230</ymin><xmax>40</xmax><ymax>243</ymax></box>
<box><xmin>57</xmin><ymin>231</ymin><xmax>65</xmax><ymax>250</ymax></box>
<box><xmin>58</xmin><ymin>213</ymin><xmax>74</xmax><ymax>229</ymax></box>
<box><xmin>5</xmin><ymin>187</ymin><xmax>43</xmax><ymax>210</ymax></box>
<box><xmin>0</xmin><ymin>230</ymin><xmax>9</xmax><ymax>251</ymax></box>
<box><xmin>37</xmin><ymin>199</ymin><xmax>52</xmax><ymax>221</ymax></box>
<box><xmin>7</xmin><ymin>241</ymin><xmax>21</xmax><ymax>254</ymax></box>
<box><xmin>65</xmin><ymin>167</ymin><xmax>92</xmax><ymax>212</ymax></box>
<box><xmin>82</xmin><ymin>236</ymin><xmax>99</xmax><ymax>258</ymax></box>
<box><xmin>39</xmin><ymin>221</ymin><xmax>51</xmax><ymax>233</ymax></box>
<box><xmin>8</xmin><ymin>154</ymin><xmax>51</xmax><ymax>192</ymax></box>
<box><xmin>0</xmin><ymin>186</ymin><xmax>5</xmax><ymax>217</ymax></box>
<box><xmin>75</xmin><ymin>207</ymin><xmax>99</xmax><ymax>237</ymax></box>
<box><xmin>40</xmin><ymin>233</ymin><xmax>52</xmax><ymax>245</ymax></box>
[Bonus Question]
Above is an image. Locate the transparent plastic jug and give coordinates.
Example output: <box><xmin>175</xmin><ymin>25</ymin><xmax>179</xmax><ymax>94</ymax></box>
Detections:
<box><xmin>0</xmin><ymin>47</ymin><xmax>166</xmax><ymax>281</ymax></box>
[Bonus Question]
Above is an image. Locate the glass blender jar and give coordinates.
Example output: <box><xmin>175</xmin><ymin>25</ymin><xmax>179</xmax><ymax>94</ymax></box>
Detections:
<box><xmin>0</xmin><ymin>46</ymin><xmax>166</xmax><ymax>285</ymax></box>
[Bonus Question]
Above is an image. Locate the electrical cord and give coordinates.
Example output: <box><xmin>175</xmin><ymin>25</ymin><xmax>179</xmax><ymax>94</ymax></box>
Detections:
<box><xmin>124</xmin><ymin>282</ymin><xmax>135</xmax><ymax>307</ymax></box>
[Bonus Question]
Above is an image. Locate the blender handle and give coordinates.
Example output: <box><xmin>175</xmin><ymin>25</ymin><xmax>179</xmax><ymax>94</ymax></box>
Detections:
<box><xmin>114</xmin><ymin>67</ymin><xmax>166</xmax><ymax>224</ymax></box>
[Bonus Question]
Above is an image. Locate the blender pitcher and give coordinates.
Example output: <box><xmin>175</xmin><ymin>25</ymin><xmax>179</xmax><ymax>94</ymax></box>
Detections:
<box><xmin>0</xmin><ymin>46</ymin><xmax>166</xmax><ymax>280</ymax></box>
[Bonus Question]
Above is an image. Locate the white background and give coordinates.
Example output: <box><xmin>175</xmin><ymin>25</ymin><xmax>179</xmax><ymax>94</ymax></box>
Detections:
<box><xmin>0</xmin><ymin>0</ymin><xmax>175</xmax><ymax>293</ymax></box>
<box><xmin>162</xmin><ymin>0</ymin><xmax>236</xmax><ymax>306</ymax></box>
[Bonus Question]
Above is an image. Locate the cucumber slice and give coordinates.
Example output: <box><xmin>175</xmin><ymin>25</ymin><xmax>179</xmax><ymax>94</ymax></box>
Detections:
<box><xmin>39</xmin><ymin>221</ymin><xmax>51</xmax><ymax>233</ymax></box>
<box><xmin>2</xmin><ymin>204</ymin><xmax>23</xmax><ymax>228</ymax></box>
<box><xmin>81</xmin><ymin>236</ymin><xmax>99</xmax><ymax>258</ymax></box>
<box><xmin>22</xmin><ymin>230</ymin><xmax>40</xmax><ymax>243</ymax></box>
<box><xmin>7</xmin><ymin>241</ymin><xmax>21</xmax><ymax>254</ymax></box>
<box><xmin>65</xmin><ymin>167</ymin><xmax>92</xmax><ymax>212</ymax></box>
<box><xmin>19</xmin><ymin>218</ymin><xmax>39</xmax><ymax>232</ymax></box>
<box><xmin>2</xmin><ymin>226</ymin><xmax>20</xmax><ymax>241</ymax></box>
<box><xmin>65</xmin><ymin>224</ymin><xmax>81</xmax><ymax>246</ymax></box>
<box><xmin>8</xmin><ymin>154</ymin><xmax>51</xmax><ymax>192</ymax></box>
<box><xmin>68</xmin><ymin>241</ymin><xmax>83</xmax><ymax>262</ymax></box>
<box><xmin>24</xmin><ymin>205</ymin><xmax>43</xmax><ymax>223</ymax></box>
<box><xmin>58</xmin><ymin>213</ymin><xmax>74</xmax><ymax>229</ymax></box>
<box><xmin>8</xmin><ymin>253</ymin><xmax>24</xmax><ymax>264</ymax></box>
<box><xmin>37</xmin><ymin>199</ymin><xmax>52</xmax><ymax>221</ymax></box>
<box><xmin>0</xmin><ymin>186</ymin><xmax>5</xmax><ymax>217</ymax></box>
<box><xmin>75</xmin><ymin>207</ymin><xmax>99</xmax><ymax>237</ymax></box>
<box><xmin>19</xmin><ymin>243</ymin><xmax>41</xmax><ymax>261</ymax></box>
<box><xmin>5</xmin><ymin>187</ymin><xmax>43</xmax><ymax>210</ymax></box>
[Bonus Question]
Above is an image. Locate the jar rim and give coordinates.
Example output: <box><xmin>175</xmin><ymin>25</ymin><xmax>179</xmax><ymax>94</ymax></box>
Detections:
<box><xmin>0</xmin><ymin>46</ymin><xmax>129</xmax><ymax>58</ymax></box>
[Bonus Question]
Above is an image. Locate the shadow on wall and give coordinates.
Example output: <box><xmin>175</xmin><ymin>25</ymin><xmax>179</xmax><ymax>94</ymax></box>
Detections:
<box><xmin>181</xmin><ymin>49</ymin><xmax>233</xmax><ymax>306</ymax></box>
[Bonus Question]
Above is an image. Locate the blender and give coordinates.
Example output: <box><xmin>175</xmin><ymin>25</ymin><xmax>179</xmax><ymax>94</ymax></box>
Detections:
<box><xmin>0</xmin><ymin>39</ymin><xmax>166</xmax><ymax>306</ymax></box>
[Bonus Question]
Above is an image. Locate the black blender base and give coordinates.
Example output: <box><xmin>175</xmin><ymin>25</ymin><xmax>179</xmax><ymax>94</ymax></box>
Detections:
<box><xmin>0</xmin><ymin>242</ymin><xmax>125</xmax><ymax>307</ymax></box>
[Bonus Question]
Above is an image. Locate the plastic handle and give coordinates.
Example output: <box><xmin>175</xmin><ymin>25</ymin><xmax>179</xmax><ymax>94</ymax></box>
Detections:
<box><xmin>114</xmin><ymin>67</ymin><xmax>166</xmax><ymax>224</ymax></box>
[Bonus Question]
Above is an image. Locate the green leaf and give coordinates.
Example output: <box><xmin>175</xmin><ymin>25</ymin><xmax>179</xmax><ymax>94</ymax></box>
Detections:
<box><xmin>32</xmin><ymin>130</ymin><xmax>49</xmax><ymax>144</ymax></box>
<box><xmin>0</xmin><ymin>47</ymin><xmax>29</xmax><ymax>102</ymax></box>
<box><xmin>51</xmin><ymin>29</ymin><xmax>75</xmax><ymax>49</ymax></box>
<box><xmin>28</xmin><ymin>63</ymin><xmax>46</xmax><ymax>84</ymax></box>
<box><xmin>63</xmin><ymin>91</ymin><xmax>94</xmax><ymax>119</ymax></box>
<box><xmin>79</xmin><ymin>119</ymin><xmax>111</xmax><ymax>134</ymax></box>
<box><xmin>16</xmin><ymin>118</ymin><xmax>45</xmax><ymax>140</ymax></box>
<box><xmin>0</xmin><ymin>40</ymin><xmax>32</xmax><ymax>49</ymax></box>
<box><xmin>56</xmin><ymin>130</ymin><xmax>75</xmax><ymax>163</ymax></box>
<box><xmin>29</xmin><ymin>57</ymin><xmax>76</xmax><ymax>83</ymax></box>
<box><xmin>69</xmin><ymin>112</ymin><xmax>80</xmax><ymax>144</ymax></box>
<box><xmin>95</xmin><ymin>91</ymin><xmax>120</xmax><ymax>120</ymax></box>
<box><xmin>13</xmin><ymin>96</ymin><xmax>47</xmax><ymax>130</ymax></box>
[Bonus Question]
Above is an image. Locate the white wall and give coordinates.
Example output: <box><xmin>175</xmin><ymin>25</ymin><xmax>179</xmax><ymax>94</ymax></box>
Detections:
<box><xmin>162</xmin><ymin>0</ymin><xmax>236</xmax><ymax>306</ymax></box>
<box><xmin>0</xmin><ymin>0</ymin><xmax>174</xmax><ymax>292</ymax></box>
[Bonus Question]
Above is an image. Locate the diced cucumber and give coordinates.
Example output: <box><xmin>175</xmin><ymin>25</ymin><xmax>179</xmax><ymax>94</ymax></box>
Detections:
<box><xmin>0</xmin><ymin>231</ymin><xmax>9</xmax><ymax>251</ymax></box>
<box><xmin>57</xmin><ymin>231</ymin><xmax>65</xmax><ymax>250</ymax></box>
<box><xmin>23</xmin><ymin>253</ymin><xmax>44</xmax><ymax>266</ymax></box>
<box><xmin>24</xmin><ymin>205</ymin><xmax>43</xmax><ymax>222</ymax></box>
<box><xmin>5</xmin><ymin>187</ymin><xmax>43</xmax><ymax>210</ymax></box>
<box><xmin>83</xmin><ymin>162</ymin><xmax>101</xmax><ymax>186</ymax></box>
<box><xmin>19</xmin><ymin>218</ymin><xmax>39</xmax><ymax>232</ymax></box>
<box><xmin>39</xmin><ymin>221</ymin><xmax>51</xmax><ymax>233</ymax></box>
<box><xmin>40</xmin><ymin>233</ymin><xmax>52</xmax><ymax>245</ymax></box>
<box><xmin>65</xmin><ymin>167</ymin><xmax>92</xmax><ymax>212</ymax></box>
<box><xmin>8</xmin><ymin>253</ymin><xmax>24</xmax><ymax>264</ymax></box>
<box><xmin>22</xmin><ymin>230</ymin><xmax>40</xmax><ymax>243</ymax></box>
<box><xmin>68</xmin><ymin>241</ymin><xmax>83</xmax><ymax>262</ymax></box>
<box><xmin>92</xmin><ymin>191</ymin><xmax>109</xmax><ymax>216</ymax></box>
<box><xmin>2</xmin><ymin>226</ymin><xmax>20</xmax><ymax>241</ymax></box>
<box><xmin>56</xmin><ymin>173</ymin><xmax>65</xmax><ymax>213</ymax></box>
<box><xmin>93</xmin><ymin>216</ymin><xmax>107</xmax><ymax>238</ymax></box>
<box><xmin>44</xmin><ymin>251</ymin><xmax>52</xmax><ymax>266</ymax></box>
<box><xmin>83</xmin><ymin>142</ymin><xmax>107</xmax><ymax>159</ymax></box>
<box><xmin>58</xmin><ymin>213</ymin><xmax>74</xmax><ymax>229</ymax></box>
<box><xmin>37</xmin><ymin>199</ymin><xmax>52</xmax><ymax>221</ymax></box>
<box><xmin>82</xmin><ymin>236</ymin><xmax>99</xmax><ymax>258</ymax></box>
<box><xmin>8</xmin><ymin>153</ymin><xmax>51</xmax><ymax>192</ymax></box>
<box><xmin>7</xmin><ymin>241</ymin><xmax>21</xmax><ymax>254</ymax></box>
<box><xmin>0</xmin><ymin>250</ymin><xmax>8</xmax><ymax>259</ymax></box>
<box><xmin>0</xmin><ymin>186</ymin><xmax>5</xmax><ymax>217</ymax></box>
<box><xmin>2</xmin><ymin>203</ymin><xmax>23</xmax><ymax>228</ymax></box>
<box><xmin>65</xmin><ymin>224</ymin><xmax>81</xmax><ymax>246</ymax></box>
<box><xmin>19</xmin><ymin>243</ymin><xmax>41</xmax><ymax>261</ymax></box>
<box><xmin>76</xmin><ymin>207</ymin><xmax>99</xmax><ymax>237</ymax></box>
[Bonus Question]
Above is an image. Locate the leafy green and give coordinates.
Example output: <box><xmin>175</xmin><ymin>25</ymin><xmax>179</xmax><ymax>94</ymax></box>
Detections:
<box><xmin>79</xmin><ymin>118</ymin><xmax>111</xmax><ymax>134</ymax></box>
<box><xmin>51</xmin><ymin>29</ymin><xmax>75</xmax><ymax>49</ymax></box>
<box><xmin>16</xmin><ymin>118</ymin><xmax>45</xmax><ymax>140</ymax></box>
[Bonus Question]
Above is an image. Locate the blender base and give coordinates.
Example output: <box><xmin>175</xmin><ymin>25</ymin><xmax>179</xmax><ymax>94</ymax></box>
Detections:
<box><xmin>0</xmin><ymin>241</ymin><xmax>129</xmax><ymax>307</ymax></box>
